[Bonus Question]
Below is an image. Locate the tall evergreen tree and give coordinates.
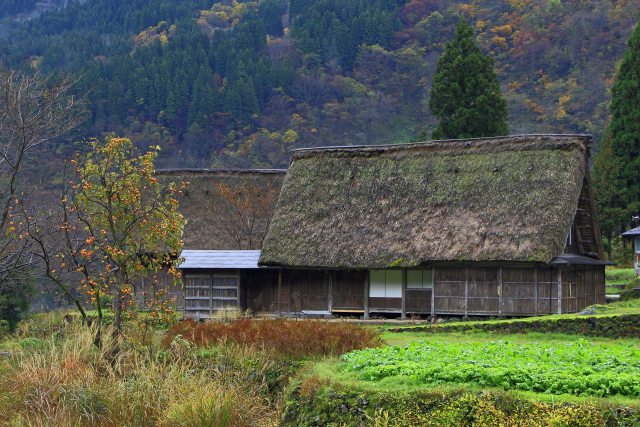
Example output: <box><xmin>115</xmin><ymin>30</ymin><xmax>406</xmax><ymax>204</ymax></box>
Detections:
<box><xmin>592</xmin><ymin>132</ymin><xmax>626</xmax><ymax>259</ymax></box>
<box><xmin>605</xmin><ymin>18</ymin><xmax>640</xmax><ymax>223</ymax></box>
<box><xmin>429</xmin><ymin>19</ymin><xmax>508</xmax><ymax>139</ymax></box>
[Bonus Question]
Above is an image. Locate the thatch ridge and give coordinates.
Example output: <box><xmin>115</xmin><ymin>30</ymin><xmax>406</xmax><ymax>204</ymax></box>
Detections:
<box><xmin>260</xmin><ymin>134</ymin><xmax>595</xmax><ymax>268</ymax></box>
<box><xmin>291</xmin><ymin>133</ymin><xmax>592</xmax><ymax>153</ymax></box>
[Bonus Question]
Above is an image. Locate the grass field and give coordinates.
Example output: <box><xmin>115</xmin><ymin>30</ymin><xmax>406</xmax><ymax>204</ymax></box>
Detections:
<box><xmin>305</xmin><ymin>297</ymin><xmax>640</xmax><ymax>411</ymax></box>
<box><xmin>606</xmin><ymin>267</ymin><xmax>637</xmax><ymax>285</ymax></box>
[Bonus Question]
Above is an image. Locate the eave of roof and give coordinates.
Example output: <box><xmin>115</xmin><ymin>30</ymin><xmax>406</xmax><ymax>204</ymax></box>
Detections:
<box><xmin>622</xmin><ymin>226</ymin><xmax>640</xmax><ymax>237</ymax></box>
<box><xmin>549</xmin><ymin>254</ymin><xmax>614</xmax><ymax>266</ymax></box>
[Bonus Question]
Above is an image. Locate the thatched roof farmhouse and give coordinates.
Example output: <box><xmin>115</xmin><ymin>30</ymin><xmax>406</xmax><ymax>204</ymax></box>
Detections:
<box><xmin>178</xmin><ymin>135</ymin><xmax>607</xmax><ymax>319</ymax></box>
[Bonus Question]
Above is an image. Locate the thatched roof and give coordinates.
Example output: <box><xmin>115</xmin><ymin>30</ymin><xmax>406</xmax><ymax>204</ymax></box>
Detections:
<box><xmin>260</xmin><ymin>135</ymin><xmax>600</xmax><ymax>268</ymax></box>
<box><xmin>157</xmin><ymin>169</ymin><xmax>285</xmax><ymax>250</ymax></box>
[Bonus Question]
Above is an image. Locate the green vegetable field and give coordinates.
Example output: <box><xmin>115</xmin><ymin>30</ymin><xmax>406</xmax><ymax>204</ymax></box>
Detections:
<box><xmin>340</xmin><ymin>339</ymin><xmax>640</xmax><ymax>398</ymax></box>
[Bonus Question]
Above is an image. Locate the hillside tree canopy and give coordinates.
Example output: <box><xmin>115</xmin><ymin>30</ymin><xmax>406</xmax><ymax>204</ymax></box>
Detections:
<box><xmin>429</xmin><ymin>19</ymin><xmax>508</xmax><ymax>140</ymax></box>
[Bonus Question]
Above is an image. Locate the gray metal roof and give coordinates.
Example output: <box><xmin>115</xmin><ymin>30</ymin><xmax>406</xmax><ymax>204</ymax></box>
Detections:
<box><xmin>178</xmin><ymin>250</ymin><xmax>262</xmax><ymax>269</ymax></box>
<box><xmin>549</xmin><ymin>254</ymin><xmax>614</xmax><ymax>266</ymax></box>
<box><xmin>622</xmin><ymin>226</ymin><xmax>640</xmax><ymax>237</ymax></box>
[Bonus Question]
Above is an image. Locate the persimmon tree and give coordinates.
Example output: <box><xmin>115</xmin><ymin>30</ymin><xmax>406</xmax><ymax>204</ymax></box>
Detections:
<box><xmin>30</xmin><ymin>137</ymin><xmax>186</xmax><ymax>336</ymax></box>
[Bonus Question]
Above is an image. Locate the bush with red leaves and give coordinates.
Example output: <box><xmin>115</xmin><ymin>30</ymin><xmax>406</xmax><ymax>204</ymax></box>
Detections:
<box><xmin>163</xmin><ymin>318</ymin><xmax>381</xmax><ymax>359</ymax></box>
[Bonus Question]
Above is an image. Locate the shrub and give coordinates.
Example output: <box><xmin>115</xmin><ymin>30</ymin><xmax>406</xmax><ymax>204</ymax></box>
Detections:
<box><xmin>392</xmin><ymin>313</ymin><xmax>640</xmax><ymax>338</ymax></box>
<box><xmin>163</xmin><ymin>318</ymin><xmax>381</xmax><ymax>359</ymax></box>
<box><xmin>0</xmin><ymin>320</ymin><xmax>277</xmax><ymax>426</ymax></box>
<box><xmin>282</xmin><ymin>384</ymin><xmax>638</xmax><ymax>426</ymax></box>
<box><xmin>0</xmin><ymin>268</ymin><xmax>35</xmax><ymax>331</ymax></box>
<box><xmin>164</xmin><ymin>386</ymin><xmax>273</xmax><ymax>427</ymax></box>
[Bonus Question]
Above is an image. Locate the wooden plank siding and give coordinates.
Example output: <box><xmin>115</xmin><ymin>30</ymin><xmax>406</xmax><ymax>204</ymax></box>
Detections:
<box><xmin>183</xmin><ymin>264</ymin><xmax>605</xmax><ymax>319</ymax></box>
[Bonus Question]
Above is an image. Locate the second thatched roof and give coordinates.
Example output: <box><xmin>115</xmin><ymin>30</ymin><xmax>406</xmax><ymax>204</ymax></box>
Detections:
<box><xmin>260</xmin><ymin>135</ymin><xmax>596</xmax><ymax>268</ymax></box>
<box><xmin>157</xmin><ymin>169</ymin><xmax>285</xmax><ymax>250</ymax></box>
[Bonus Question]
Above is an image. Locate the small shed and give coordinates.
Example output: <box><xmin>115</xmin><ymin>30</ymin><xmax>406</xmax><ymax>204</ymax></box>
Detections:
<box><xmin>179</xmin><ymin>250</ymin><xmax>278</xmax><ymax>319</ymax></box>
<box><xmin>179</xmin><ymin>250</ymin><xmax>275</xmax><ymax>318</ymax></box>
<box><xmin>622</xmin><ymin>226</ymin><xmax>640</xmax><ymax>275</ymax></box>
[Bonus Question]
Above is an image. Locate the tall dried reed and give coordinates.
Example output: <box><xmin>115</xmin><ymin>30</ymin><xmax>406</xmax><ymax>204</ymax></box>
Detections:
<box><xmin>0</xmin><ymin>317</ymin><xmax>277</xmax><ymax>426</ymax></box>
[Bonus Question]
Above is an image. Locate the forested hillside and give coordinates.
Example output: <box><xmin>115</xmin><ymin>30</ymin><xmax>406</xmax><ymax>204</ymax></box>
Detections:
<box><xmin>0</xmin><ymin>0</ymin><xmax>638</xmax><ymax>168</ymax></box>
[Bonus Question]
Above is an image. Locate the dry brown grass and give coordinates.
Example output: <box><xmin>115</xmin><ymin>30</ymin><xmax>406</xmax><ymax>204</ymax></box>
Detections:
<box><xmin>163</xmin><ymin>318</ymin><xmax>382</xmax><ymax>358</ymax></box>
<box><xmin>0</xmin><ymin>319</ymin><xmax>277</xmax><ymax>426</ymax></box>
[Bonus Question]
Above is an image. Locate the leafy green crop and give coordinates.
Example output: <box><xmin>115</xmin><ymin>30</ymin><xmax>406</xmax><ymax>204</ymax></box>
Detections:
<box><xmin>339</xmin><ymin>339</ymin><xmax>640</xmax><ymax>398</ymax></box>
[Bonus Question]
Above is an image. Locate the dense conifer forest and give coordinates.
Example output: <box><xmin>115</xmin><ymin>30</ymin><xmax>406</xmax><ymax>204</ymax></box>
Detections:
<box><xmin>0</xmin><ymin>0</ymin><xmax>638</xmax><ymax>168</ymax></box>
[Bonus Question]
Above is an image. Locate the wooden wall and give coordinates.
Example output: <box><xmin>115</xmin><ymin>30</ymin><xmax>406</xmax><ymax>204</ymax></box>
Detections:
<box><xmin>244</xmin><ymin>270</ymin><xmax>365</xmax><ymax>314</ymax></box>
<box><xmin>433</xmin><ymin>265</ymin><xmax>604</xmax><ymax>316</ymax></box>
<box><xmin>183</xmin><ymin>264</ymin><xmax>605</xmax><ymax>318</ymax></box>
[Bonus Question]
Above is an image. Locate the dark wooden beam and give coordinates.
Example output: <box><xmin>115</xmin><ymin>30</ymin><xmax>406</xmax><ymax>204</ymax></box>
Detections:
<box><xmin>364</xmin><ymin>270</ymin><xmax>370</xmax><ymax>320</ymax></box>
<box><xmin>277</xmin><ymin>270</ymin><xmax>282</xmax><ymax>317</ymax></box>
<box><xmin>431</xmin><ymin>267</ymin><xmax>435</xmax><ymax>318</ymax></box>
<box><xmin>401</xmin><ymin>269</ymin><xmax>407</xmax><ymax>320</ymax></box>
<box><xmin>533</xmin><ymin>267</ymin><xmax>538</xmax><ymax>315</ymax></box>
<box><xmin>464</xmin><ymin>265</ymin><xmax>469</xmax><ymax>317</ymax></box>
<box><xmin>557</xmin><ymin>268</ymin><xmax>563</xmax><ymax>315</ymax></box>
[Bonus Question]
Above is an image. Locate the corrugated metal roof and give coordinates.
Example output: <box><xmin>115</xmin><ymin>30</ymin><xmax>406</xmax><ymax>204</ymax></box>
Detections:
<box><xmin>179</xmin><ymin>250</ymin><xmax>262</xmax><ymax>269</ymax></box>
<box><xmin>622</xmin><ymin>226</ymin><xmax>640</xmax><ymax>237</ymax></box>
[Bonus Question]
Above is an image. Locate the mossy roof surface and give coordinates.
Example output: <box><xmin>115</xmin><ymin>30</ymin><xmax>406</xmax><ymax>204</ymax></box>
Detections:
<box><xmin>259</xmin><ymin>135</ymin><xmax>591</xmax><ymax>268</ymax></box>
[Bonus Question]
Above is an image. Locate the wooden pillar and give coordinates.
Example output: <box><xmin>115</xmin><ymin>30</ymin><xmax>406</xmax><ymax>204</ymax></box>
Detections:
<box><xmin>364</xmin><ymin>270</ymin><xmax>370</xmax><ymax>320</ymax></box>
<box><xmin>498</xmin><ymin>267</ymin><xmax>503</xmax><ymax>317</ymax></box>
<box><xmin>401</xmin><ymin>269</ymin><xmax>407</xmax><ymax>320</ymax></box>
<box><xmin>431</xmin><ymin>267</ymin><xmax>435</xmax><ymax>318</ymax></box>
<box><xmin>464</xmin><ymin>265</ymin><xmax>469</xmax><ymax>317</ymax></box>
<box><xmin>583</xmin><ymin>265</ymin><xmax>587</xmax><ymax>307</ymax></box>
<box><xmin>209</xmin><ymin>272</ymin><xmax>214</xmax><ymax>318</ymax></box>
<box><xmin>327</xmin><ymin>270</ymin><xmax>333</xmax><ymax>314</ymax></box>
<box><xmin>533</xmin><ymin>267</ymin><xmax>539</xmax><ymax>315</ymax></box>
<box><xmin>557</xmin><ymin>268</ymin><xmax>563</xmax><ymax>315</ymax></box>
<box><xmin>277</xmin><ymin>270</ymin><xmax>282</xmax><ymax>317</ymax></box>
<box><xmin>236</xmin><ymin>270</ymin><xmax>241</xmax><ymax>312</ymax></box>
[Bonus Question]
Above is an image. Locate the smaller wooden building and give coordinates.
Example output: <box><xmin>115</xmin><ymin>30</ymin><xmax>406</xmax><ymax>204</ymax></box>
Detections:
<box><xmin>179</xmin><ymin>250</ymin><xmax>270</xmax><ymax>318</ymax></box>
<box><xmin>622</xmin><ymin>226</ymin><xmax>640</xmax><ymax>275</ymax></box>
